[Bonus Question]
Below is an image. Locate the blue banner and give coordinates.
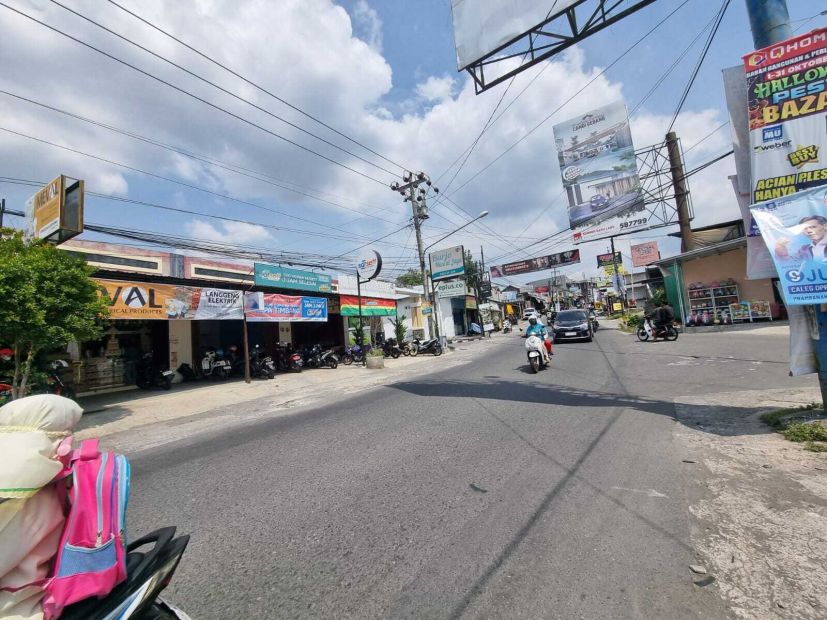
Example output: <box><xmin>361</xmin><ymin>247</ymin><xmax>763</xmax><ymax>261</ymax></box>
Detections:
<box><xmin>751</xmin><ymin>186</ymin><xmax>827</xmax><ymax>305</ymax></box>
<box><xmin>254</xmin><ymin>263</ymin><xmax>332</xmax><ymax>293</ymax></box>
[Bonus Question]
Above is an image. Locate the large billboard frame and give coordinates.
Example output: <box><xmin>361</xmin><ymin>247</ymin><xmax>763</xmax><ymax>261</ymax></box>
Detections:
<box><xmin>452</xmin><ymin>0</ymin><xmax>658</xmax><ymax>94</ymax></box>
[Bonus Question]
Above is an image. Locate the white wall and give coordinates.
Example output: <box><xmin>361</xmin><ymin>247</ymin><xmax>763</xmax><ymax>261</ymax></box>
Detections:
<box><xmin>168</xmin><ymin>321</ymin><xmax>193</xmax><ymax>369</ymax></box>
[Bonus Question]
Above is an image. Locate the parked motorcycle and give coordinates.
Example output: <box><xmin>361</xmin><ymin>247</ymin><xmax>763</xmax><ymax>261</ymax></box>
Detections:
<box><xmin>301</xmin><ymin>344</ymin><xmax>339</xmax><ymax>369</ymax></box>
<box><xmin>200</xmin><ymin>348</ymin><xmax>233</xmax><ymax>380</ymax></box>
<box><xmin>136</xmin><ymin>351</ymin><xmax>175</xmax><ymax>390</ymax></box>
<box><xmin>250</xmin><ymin>344</ymin><xmax>277</xmax><ymax>379</ymax></box>
<box><xmin>637</xmin><ymin>316</ymin><xmax>678</xmax><ymax>342</ymax></box>
<box><xmin>525</xmin><ymin>334</ymin><xmax>548</xmax><ymax>373</ymax></box>
<box><xmin>275</xmin><ymin>343</ymin><xmax>303</xmax><ymax>372</ymax></box>
<box><xmin>399</xmin><ymin>340</ymin><xmax>416</xmax><ymax>356</ymax></box>
<box><xmin>341</xmin><ymin>343</ymin><xmax>372</xmax><ymax>365</ymax></box>
<box><xmin>382</xmin><ymin>338</ymin><xmax>403</xmax><ymax>359</ymax></box>
<box><xmin>0</xmin><ymin>359</ymin><xmax>76</xmax><ymax>402</ymax></box>
<box><xmin>61</xmin><ymin>527</ymin><xmax>191</xmax><ymax>620</ymax></box>
<box><xmin>412</xmin><ymin>337</ymin><xmax>443</xmax><ymax>356</ymax></box>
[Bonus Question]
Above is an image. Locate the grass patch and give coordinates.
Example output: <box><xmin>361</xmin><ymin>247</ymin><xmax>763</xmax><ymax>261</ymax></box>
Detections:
<box><xmin>760</xmin><ymin>403</ymin><xmax>827</xmax><ymax>452</ymax></box>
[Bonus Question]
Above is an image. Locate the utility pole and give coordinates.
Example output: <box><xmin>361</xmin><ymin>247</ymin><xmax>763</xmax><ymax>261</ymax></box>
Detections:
<box><xmin>0</xmin><ymin>198</ymin><xmax>5</xmax><ymax>228</ymax></box>
<box><xmin>390</xmin><ymin>171</ymin><xmax>439</xmax><ymax>339</ymax></box>
<box><xmin>609</xmin><ymin>236</ymin><xmax>625</xmax><ymax>308</ymax></box>
<box><xmin>666</xmin><ymin>131</ymin><xmax>694</xmax><ymax>252</ymax></box>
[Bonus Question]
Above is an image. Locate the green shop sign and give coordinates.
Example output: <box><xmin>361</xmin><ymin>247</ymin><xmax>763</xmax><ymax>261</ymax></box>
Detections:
<box><xmin>254</xmin><ymin>263</ymin><xmax>332</xmax><ymax>293</ymax></box>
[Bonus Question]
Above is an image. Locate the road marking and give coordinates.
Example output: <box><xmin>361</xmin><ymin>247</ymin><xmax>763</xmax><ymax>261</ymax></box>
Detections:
<box><xmin>610</xmin><ymin>486</ymin><xmax>668</xmax><ymax>498</ymax></box>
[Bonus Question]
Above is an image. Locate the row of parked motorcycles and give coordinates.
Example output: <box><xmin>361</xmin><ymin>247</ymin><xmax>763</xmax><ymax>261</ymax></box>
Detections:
<box><xmin>341</xmin><ymin>337</ymin><xmax>444</xmax><ymax>364</ymax></box>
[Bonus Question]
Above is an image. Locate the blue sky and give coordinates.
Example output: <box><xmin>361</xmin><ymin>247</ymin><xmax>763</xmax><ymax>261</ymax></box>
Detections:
<box><xmin>1</xmin><ymin>0</ymin><xmax>825</xmax><ymax>284</ymax></box>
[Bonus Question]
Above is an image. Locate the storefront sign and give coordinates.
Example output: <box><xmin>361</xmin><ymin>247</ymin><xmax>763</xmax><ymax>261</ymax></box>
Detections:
<box><xmin>752</xmin><ymin>186</ymin><xmax>827</xmax><ymax>305</ymax></box>
<box><xmin>421</xmin><ymin>302</ymin><xmax>432</xmax><ymax>315</ymax></box>
<box><xmin>254</xmin><ymin>263</ymin><xmax>332</xmax><ymax>293</ymax></box>
<box><xmin>244</xmin><ymin>293</ymin><xmax>328</xmax><ymax>322</ymax></box>
<box><xmin>429</xmin><ymin>245</ymin><xmax>465</xmax><ymax>281</ymax></box>
<box><xmin>553</xmin><ymin>101</ymin><xmax>645</xmax><ymax>242</ymax></box>
<box><xmin>630</xmin><ymin>241</ymin><xmax>660</xmax><ymax>267</ymax></box>
<box><xmin>435</xmin><ymin>280</ymin><xmax>468</xmax><ymax>298</ymax></box>
<box><xmin>502</xmin><ymin>291</ymin><xmax>518</xmax><ymax>301</ymax></box>
<box><xmin>339</xmin><ymin>295</ymin><xmax>396</xmax><ymax>316</ymax></box>
<box><xmin>534</xmin><ymin>285</ymin><xmax>550</xmax><ymax>294</ymax></box>
<box><xmin>96</xmin><ymin>279</ymin><xmax>243</xmax><ymax>320</ymax></box>
<box><xmin>744</xmin><ymin>28</ymin><xmax>827</xmax><ymax>204</ymax></box>
<box><xmin>465</xmin><ymin>295</ymin><xmax>478</xmax><ymax>310</ymax></box>
<box><xmin>356</xmin><ymin>250</ymin><xmax>383</xmax><ymax>281</ymax></box>
<box><xmin>25</xmin><ymin>175</ymin><xmax>84</xmax><ymax>244</ymax></box>
<box><xmin>489</xmin><ymin>249</ymin><xmax>580</xmax><ymax>278</ymax></box>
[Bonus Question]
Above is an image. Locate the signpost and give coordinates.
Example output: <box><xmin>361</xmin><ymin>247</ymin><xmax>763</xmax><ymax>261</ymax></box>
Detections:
<box><xmin>25</xmin><ymin>175</ymin><xmax>84</xmax><ymax>244</ymax></box>
<box><xmin>429</xmin><ymin>245</ymin><xmax>465</xmax><ymax>281</ymax></box>
<box><xmin>355</xmin><ymin>250</ymin><xmax>383</xmax><ymax>351</ymax></box>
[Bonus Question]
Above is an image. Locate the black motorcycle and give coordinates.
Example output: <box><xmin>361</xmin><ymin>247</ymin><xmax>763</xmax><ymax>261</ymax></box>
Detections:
<box><xmin>135</xmin><ymin>351</ymin><xmax>174</xmax><ymax>390</ymax></box>
<box><xmin>301</xmin><ymin>344</ymin><xmax>339</xmax><ymax>369</ymax></box>
<box><xmin>250</xmin><ymin>345</ymin><xmax>277</xmax><ymax>379</ymax></box>
<box><xmin>412</xmin><ymin>337</ymin><xmax>443</xmax><ymax>356</ymax></box>
<box><xmin>382</xmin><ymin>338</ymin><xmax>403</xmax><ymax>359</ymax></box>
<box><xmin>61</xmin><ymin>527</ymin><xmax>190</xmax><ymax>620</ymax></box>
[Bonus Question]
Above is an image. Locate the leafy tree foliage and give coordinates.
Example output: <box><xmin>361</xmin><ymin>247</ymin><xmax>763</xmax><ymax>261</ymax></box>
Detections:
<box><xmin>0</xmin><ymin>230</ymin><xmax>108</xmax><ymax>398</ymax></box>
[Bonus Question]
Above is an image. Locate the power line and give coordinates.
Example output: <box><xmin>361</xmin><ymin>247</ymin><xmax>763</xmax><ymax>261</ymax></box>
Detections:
<box><xmin>667</xmin><ymin>0</ymin><xmax>732</xmax><ymax>134</ymax></box>
<box><xmin>0</xmin><ymin>1</ymin><xmax>390</xmax><ymax>187</ymax></box>
<box><xmin>103</xmin><ymin>0</ymin><xmax>407</xmax><ymax>173</ymax></box>
<box><xmin>0</xmin><ymin>126</ymin><xmax>389</xmax><ymax>243</ymax></box>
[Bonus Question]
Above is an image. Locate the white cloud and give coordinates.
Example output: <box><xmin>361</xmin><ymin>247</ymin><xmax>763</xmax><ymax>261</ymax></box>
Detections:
<box><xmin>186</xmin><ymin>219</ymin><xmax>272</xmax><ymax>245</ymax></box>
<box><xmin>0</xmin><ymin>0</ymin><xmax>729</xmax><ymax>276</ymax></box>
<box><xmin>416</xmin><ymin>75</ymin><xmax>457</xmax><ymax>102</ymax></box>
<box><xmin>351</xmin><ymin>0</ymin><xmax>383</xmax><ymax>52</ymax></box>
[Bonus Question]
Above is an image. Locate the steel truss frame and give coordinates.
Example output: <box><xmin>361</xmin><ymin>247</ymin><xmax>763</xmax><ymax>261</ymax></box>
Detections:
<box><xmin>463</xmin><ymin>0</ymin><xmax>657</xmax><ymax>94</ymax></box>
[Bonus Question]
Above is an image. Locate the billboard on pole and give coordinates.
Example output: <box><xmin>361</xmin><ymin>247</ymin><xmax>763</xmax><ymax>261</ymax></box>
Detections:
<box><xmin>489</xmin><ymin>249</ymin><xmax>580</xmax><ymax>278</ymax></box>
<box><xmin>743</xmin><ymin>28</ymin><xmax>827</xmax><ymax>204</ymax></box>
<box><xmin>553</xmin><ymin>102</ymin><xmax>645</xmax><ymax>243</ymax></box>
<box><xmin>450</xmin><ymin>0</ymin><xmax>579</xmax><ymax>70</ymax></box>
<box><xmin>630</xmin><ymin>241</ymin><xmax>660</xmax><ymax>267</ymax></box>
<box><xmin>429</xmin><ymin>245</ymin><xmax>465</xmax><ymax>281</ymax></box>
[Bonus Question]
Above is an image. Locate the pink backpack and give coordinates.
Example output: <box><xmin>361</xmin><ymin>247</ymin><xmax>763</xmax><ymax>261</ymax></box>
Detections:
<box><xmin>41</xmin><ymin>438</ymin><xmax>131</xmax><ymax>620</ymax></box>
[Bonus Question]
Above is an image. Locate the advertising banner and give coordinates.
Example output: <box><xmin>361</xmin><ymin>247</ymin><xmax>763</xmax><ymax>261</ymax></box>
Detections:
<box><xmin>744</xmin><ymin>28</ymin><xmax>827</xmax><ymax>204</ymax></box>
<box><xmin>630</xmin><ymin>241</ymin><xmax>660</xmax><ymax>267</ymax></box>
<box><xmin>244</xmin><ymin>293</ymin><xmax>328</xmax><ymax>322</ymax></box>
<box><xmin>750</xmin><ymin>186</ymin><xmax>827</xmax><ymax>305</ymax></box>
<box><xmin>25</xmin><ymin>175</ymin><xmax>84</xmax><ymax>244</ymax></box>
<box><xmin>96</xmin><ymin>279</ymin><xmax>243</xmax><ymax>320</ymax></box>
<box><xmin>553</xmin><ymin>101</ymin><xmax>645</xmax><ymax>243</ymax></box>
<box><xmin>502</xmin><ymin>291</ymin><xmax>518</xmax><ymax>301</ymax></box>
<box><xmin>435</xmin><ymin>280</ymin><xmax>468</xmax><ymax>298</ymax></box>
<box><xmin>429</xmin><ymin>246</ymin><xmax>465</xmax><ymax>281</ymax></box>
<box><xmin>596</xmin><ymin>252</ymin><xmax>622</xmax><ymax>268</ymax></box>
<box><xmin>254</xmin><ymin>263</ymin><xmax>332</xmax><ymax>293</ymax></box>
<box><xmin>339</xmin><ymin>295</ymin><xmax>396</xmax><ymax>317</ymax></box>
<box><xmin>489</xmin><ymin>249</ymin><xmax>580</xmax><ymax>278</ymax></box>
<box><xmin>533</xmin><ymin>285</ymin><xmax>550</xmax><ymax>294</ymax></box>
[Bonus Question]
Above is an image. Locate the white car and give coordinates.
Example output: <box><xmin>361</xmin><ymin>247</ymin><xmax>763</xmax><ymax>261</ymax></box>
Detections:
<box><xmin>522</xmin><ymin>309</ymin><xmax>540</xmax><ymax>321</ymax></box>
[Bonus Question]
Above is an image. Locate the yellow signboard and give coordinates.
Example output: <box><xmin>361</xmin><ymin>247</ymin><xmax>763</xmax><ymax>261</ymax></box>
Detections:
<box><xmin>612</xmin><ymin>302</ymin><xmax>623</xmax><ymax>312</ymax></box>
<box><xmin>97</xmin><ymin>279</ymin><xmax>179</xmax><ymax>319</ymax></box>
<box><xmin>602</xmin><ymin>264</ymin><xmax>627</xmax><ymax>276</ymax></box>
<box><xmin>26</xmin><ymin>175</ymin><xmax>84</xmax><ymax>243</ymax></box>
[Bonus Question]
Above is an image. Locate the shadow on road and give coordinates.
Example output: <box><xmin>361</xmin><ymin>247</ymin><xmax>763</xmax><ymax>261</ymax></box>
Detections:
<box><xmin>388</xmin><ymin>378</ymin><xmax>772</xmax><ymax>438</ymax></box>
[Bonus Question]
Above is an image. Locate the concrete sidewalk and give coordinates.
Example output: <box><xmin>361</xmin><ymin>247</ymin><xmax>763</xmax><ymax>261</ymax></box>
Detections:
<box><xmin>75</xmin><ymin>334</ymin><xmax>508</xmax><ymax>450</ymax></box>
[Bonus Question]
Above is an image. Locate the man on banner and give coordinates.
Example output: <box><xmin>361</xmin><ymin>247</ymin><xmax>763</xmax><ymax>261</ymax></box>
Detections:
<box><xmin>774</xmin><ymin>215</ymin><xmax>827</xmax><ymax>263</ymax></box>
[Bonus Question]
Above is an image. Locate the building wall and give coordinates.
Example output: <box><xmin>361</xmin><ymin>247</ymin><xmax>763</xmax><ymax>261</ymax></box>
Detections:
<box><xmin>680</xmin><ymin>246</ymin><xmax>774</xmax><ymax>304</ymax></box>
<box><xmin>168</xmin><ymin>321</ymin><xmax>193</xmax><ymax>370</ymax></box>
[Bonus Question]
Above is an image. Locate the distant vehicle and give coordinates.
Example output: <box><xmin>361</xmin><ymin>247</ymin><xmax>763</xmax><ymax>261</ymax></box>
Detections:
<box><xmin>590</xmin><ymin>194</ymin><xmax>609</xmax><ymax>211</ymax></box>
<box><xmin>551</xmin><ymin>309</ymin><xmax>593</xmax><ymax>343</ymax></box>
<box><xmin>522</xmin><ymin>309</ymin><xmax>540</xmax><ymax>321</ymax></box>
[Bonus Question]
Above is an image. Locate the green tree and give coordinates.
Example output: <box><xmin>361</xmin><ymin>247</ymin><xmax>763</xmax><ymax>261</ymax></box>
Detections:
<box><xmin>396</xmin><ymin>269</ymin><xmax>424</xmax><ymax>287</ymax></box>
<box><xmin>0</xmin><ymin>230</ymin><xmax>108</xmax><ymax>399</ymax></box>
<box><xmin>391</xmin><ymin>314</ymin><xmax>408</xmax><ymax>342</ymax></box>
<box><xmin>464</xmin><ymin>250</ymin><xmax>480</xmax><ymax>290</ymax></box>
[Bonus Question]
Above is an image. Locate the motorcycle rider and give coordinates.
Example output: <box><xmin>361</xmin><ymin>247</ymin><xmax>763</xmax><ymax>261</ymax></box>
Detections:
<box><xmin>525</xmin><ymin>316</ymin><xmax>551</xmax><ymax>365</ymax></box>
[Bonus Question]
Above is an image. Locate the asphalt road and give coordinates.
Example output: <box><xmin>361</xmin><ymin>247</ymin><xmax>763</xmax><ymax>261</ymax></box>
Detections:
<box><xmin>126</xmin><ymin>324</ymin><xmax>814</xmax><ymax>619</ymax></box>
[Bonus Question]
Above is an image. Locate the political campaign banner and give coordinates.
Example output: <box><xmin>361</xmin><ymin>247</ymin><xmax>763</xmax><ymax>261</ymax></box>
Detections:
<box><xmin>553</xmin><ymin>101</ymin><xmax>645</xmax><ymax>243</ymax></box>
<box><xmin>630</xmin><ymin>241</ymin><xmax>660</xmax><ymax>267</ymax></box>
<box><xmin>743</xmin><ymin>28</ymin><xmax>827</xmax><ymax>204</ymax></box>
<box><xmin>96</xmin><ymin>280</ymin><xmax>243</xmax><ymax>320</ymax></box>
<box><xmin>244</xmin><ymin>293</ymin><xmax>328</xmax><ymax>322</ymax></box>
<box><xmin>489</xmin><ymin>249</ymin><xmax>580</xmax><ymax>278</ymax></box>
<box><xmin>750</xmin><ymin>185</ymin><xmax>827</xmax><ymax>305</ymax></box>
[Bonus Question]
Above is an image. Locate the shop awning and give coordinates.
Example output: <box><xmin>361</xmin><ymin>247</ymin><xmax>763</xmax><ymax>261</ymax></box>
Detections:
<box><xmin>340</xmin><ymin>295</ymin><xmax>396</xmax><ymax>316</ymax></box>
